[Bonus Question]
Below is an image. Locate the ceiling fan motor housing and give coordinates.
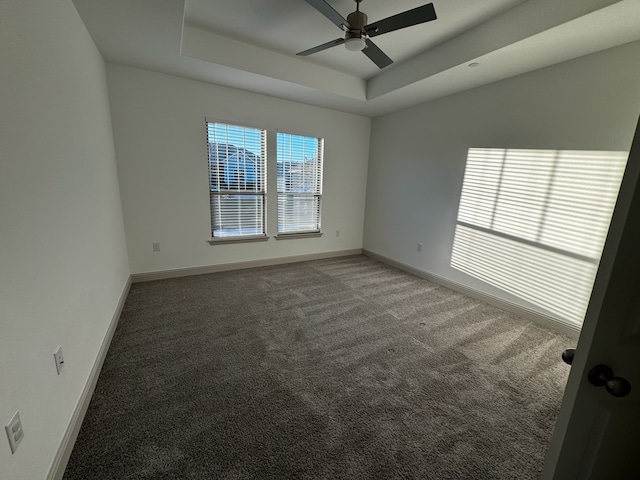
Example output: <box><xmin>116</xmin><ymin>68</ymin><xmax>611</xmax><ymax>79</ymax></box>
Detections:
<box><xmin>346</xmin><ymin>10</ymin><xmax>368</xmax><ymax>34</ymax></box>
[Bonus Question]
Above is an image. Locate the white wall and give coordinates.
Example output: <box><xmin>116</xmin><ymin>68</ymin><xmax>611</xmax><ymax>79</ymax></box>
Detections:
<box><xmin>106</xmin><ymin>64</ymin><xmax>371</xmax><ymax>274</ymax></box>
<box><xmin>363</xmin><ymin>40</ymin><xmax>640</xmax><ymax>322</ymax></box>
<box><xmin>0</xmin><ymin>1</ymin><xmax>130</xmax><ymax>479</ymax></box>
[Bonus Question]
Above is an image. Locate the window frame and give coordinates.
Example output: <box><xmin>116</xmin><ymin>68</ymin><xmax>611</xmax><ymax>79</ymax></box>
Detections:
<box><xmin>205</xmin><ymin>118</ymin><xmax>268</xmax><ymax>244</ymax></box>
<box><xmin>275</xmin><ymin>130</ymin><xmax>324</xmax><ymax>239</ymax></box>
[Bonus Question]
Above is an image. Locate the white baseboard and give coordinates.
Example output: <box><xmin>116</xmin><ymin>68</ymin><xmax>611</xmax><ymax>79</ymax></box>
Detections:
<box><xmin>131</xmin><ymin>249</ymin><xmax>363</xmax><ymax>283</ymax></box>
<box><xmin>362</xmin><ymin>249</ymin><xmax>581</xmax><ymax>339</ymax></box>
<box><xmin>47</xmin><ymin>275</ymin><xmax>132</xmax><ymax>480</ymax></box>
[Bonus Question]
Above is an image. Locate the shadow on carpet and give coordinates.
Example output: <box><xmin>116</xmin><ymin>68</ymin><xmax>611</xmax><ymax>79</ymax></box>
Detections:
<box><xmin>64</xmin><ymin>255</ymin><xmax>571</xmax><ymax>479</ymax></box>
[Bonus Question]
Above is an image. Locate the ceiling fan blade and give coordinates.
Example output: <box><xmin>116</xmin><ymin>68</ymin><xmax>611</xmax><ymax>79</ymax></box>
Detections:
<box><xmin>297</xmin><ymin>38</ymin><xmax>346</xmax><ymax>56</ymax></box>
<box><xmin>363</xmin><ymin>39</ymin><xmax>393</xmax><ymax>69</ymax></box>
<box><xmin>365</xmin><ymin>3</ymin><xmax>437</xmax><ymax>38</ymax></box>
<box><xmin>303</xmin><ymin>0</ymin><xmax>352</xmax><ymax>30</ymax></box>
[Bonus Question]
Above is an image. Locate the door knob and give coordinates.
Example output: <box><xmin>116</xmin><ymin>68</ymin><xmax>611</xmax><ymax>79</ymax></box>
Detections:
<box><xmin>588</xmin><ymin>364</ymin><xmax>632</xmax><ymax>398</ymax></box>
<box><xmin>562</xmin><ymin>348</ymin><xmax>575</xmax><ymax>365</ymax></box>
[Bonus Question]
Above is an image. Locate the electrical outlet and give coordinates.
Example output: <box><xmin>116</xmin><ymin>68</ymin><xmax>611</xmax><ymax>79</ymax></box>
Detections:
<box><xmin>417</xmin><ymin>243</ymin><xmax>423</xmax><ymax>252</ymax></box>
<box><xmin>335</xmin><ymin>230</ymin><xmax>340</xmax><ymax>237</ymax></box>
<box><xmin>152</xmin><ymin>242</ymin><xmax>160</xmax><ymax>252</ymax></box>
<box><xmin>5</xmin><ymin>411</ymin><xmax>24</xmax><ymax>454</ymax></box>
<box><xmin>54</xmin><ymin>345</ymin><xmax>65</xmax><ymax>374</ymax></box>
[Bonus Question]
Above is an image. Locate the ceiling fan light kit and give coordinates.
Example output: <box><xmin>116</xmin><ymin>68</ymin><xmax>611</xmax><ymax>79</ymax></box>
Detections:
<box><xmin>345</xmin><ymin>36</ymin><xmax>366</xmax><ymax>51</ymax></box>
<box><xmin>298</xmin><ymin>0</ymin><xmax>437</xmax><ymax>69</ymax></box>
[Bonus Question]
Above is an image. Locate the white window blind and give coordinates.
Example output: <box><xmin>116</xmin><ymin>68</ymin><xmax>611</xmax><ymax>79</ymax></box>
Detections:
<box><xmin>452</xmin><ymin>148</ymin><xmax>627</xmax><ymax>326</ymax></box>
<box><xmin>206</xmin><ymin>121</ymin><xmax>267</xmax><ymax>238</ymax></box>
<box><xmin>276</xmin><ymin>132</ymin><xmax>324</xmax><ymax>234</ymax></box>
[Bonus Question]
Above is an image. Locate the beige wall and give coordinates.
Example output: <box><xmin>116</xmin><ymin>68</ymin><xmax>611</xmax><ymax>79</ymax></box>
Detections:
<box><xmin>106</xmin><ymin>64</ymin><xmax>371</xmax><ymax>274</ymax></box>
<box><xmin>363</xmin><ymin>40</ymin><xmax>640</xmax><ymax>325</ymax></box>
<box><xmin>0</xmin><ymin>1</ymin><xmax>130</xmax><ymax>478</ymax></box>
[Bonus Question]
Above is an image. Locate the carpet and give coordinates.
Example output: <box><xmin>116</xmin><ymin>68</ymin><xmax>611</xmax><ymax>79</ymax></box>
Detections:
<box><xmin>64</xmin><ymin>255</ymin><xmax>571</xmax><ymax>479</ymax></box>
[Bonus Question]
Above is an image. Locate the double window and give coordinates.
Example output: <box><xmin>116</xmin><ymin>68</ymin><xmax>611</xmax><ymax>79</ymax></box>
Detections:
<box><xmin>206</xmin><ymin>120</ymin><xmax>323</xmax><ymax>240</ymax></box>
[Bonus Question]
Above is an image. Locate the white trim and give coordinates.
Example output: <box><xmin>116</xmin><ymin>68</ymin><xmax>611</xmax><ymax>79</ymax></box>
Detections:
<box><xmin>208</xmin><ymin>235</ymin><xmax>269</xmax><ymax>245</ymax></box>
<box><xmin>275</xmin><ymin>232</ymin><xmax>323</xmax><ymax>240</ymax></box>
<box><xmin>47</xmin><ymin>276</ymin><xmax>132</xmax><ymax>480</ymax></box>
<box><xmin>131</xmin><ymin>249</ymin><xmax>362</xmax><ymax>283</ymax></box>
<box><xmin>205</xmin><ymin>117</ymin><xmax>267</xmax><ymax>132</ymax></box>
<box><xmin>362</xmin><ymin>249</ymin><xmax>581</xmax><ymax>340</ymax></box>
<box><xmin>276</xmin><ymin>127</ymin><xmax>325</xmax><ymax>140</ymax></box>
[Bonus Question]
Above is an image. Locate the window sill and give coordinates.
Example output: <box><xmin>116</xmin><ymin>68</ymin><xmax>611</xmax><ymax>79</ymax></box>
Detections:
<box><xmin>208</xmin><ymin>235</ymin><xmax>269</xmax><ymax>245</ymax></box>
<box><xmin>275</xmin><ymin>232</ymin><xmax>323</xmax><ymax>240</ymax></box>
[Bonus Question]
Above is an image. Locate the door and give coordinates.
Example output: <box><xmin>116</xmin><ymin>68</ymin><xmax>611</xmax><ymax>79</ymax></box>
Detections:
<box><xmin>542</xmin><ymin>114</ymin><xmax>640</xmax><ymax>479</ymax></box>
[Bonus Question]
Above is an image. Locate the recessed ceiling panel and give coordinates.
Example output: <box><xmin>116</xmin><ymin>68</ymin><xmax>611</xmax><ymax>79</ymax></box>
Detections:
<box><xmin>72</xmin><ymin>0</ymin><xmax>640</xmax><ymax>116</ymax></box>
<box><xmin>184</xmin><ymin>0</ymin><xmax>526</xmax><ymax>79</ymax></box>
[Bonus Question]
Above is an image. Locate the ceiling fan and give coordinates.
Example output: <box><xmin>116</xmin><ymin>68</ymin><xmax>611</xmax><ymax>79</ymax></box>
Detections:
<box><xmin>297</xmin><ymin>0</ymin><xmax>437</xmax><ymax>69</ymax></box>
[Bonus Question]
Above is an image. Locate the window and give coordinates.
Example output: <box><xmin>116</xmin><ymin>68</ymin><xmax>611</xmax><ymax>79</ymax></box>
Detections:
<box><xmin>276</xmin><ymin>132</ymin><xmax>324</xmax><ymax>235</ymax></box>
<box><xmin>206</xmin><ymin>120</ymin><xmax>266</xmax><ymax>239</ymax></box>
<box><xmin>451</xmin><ymin>148</ymin><xmax>627</xmax><ymax>326</ymax></box>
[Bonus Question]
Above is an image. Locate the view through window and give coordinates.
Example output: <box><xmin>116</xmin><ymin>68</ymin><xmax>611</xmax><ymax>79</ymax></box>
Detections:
<box><xmin>451</xmin><ymin>148</ymin><xmax>627</xmax><ymax>326</ymax></box>
<box><xmin>276</xmin><ymin>132</ymin><xmax>324</xmax><ymax>234</ymax></box>
<box><xmin>206</xmin><ymin>120</ymin><xmax>267</xmax><ymax>238</ymax></box>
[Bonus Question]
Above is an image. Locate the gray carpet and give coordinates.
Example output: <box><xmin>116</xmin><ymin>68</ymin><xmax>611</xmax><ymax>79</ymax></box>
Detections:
<box><xmin>64</xmin><ymin>255</ymin><xmax>571</xmax><ymax>479</ymax></box>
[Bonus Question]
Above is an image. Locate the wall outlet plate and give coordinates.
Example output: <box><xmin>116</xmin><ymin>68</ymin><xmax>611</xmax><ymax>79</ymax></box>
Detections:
<box><xmin>54</xmin><ymin>345</ymin><xmax>65</xmax><ymax>374</ymax></box>
<box><xmin>152</xmin><ymin>242</ymin><xmax>160</xmax><ymax>252</ymax></box>
<box><xmin>5</xmin><ymin>410</ymin><xmax>24</xmax><ymax>454</ymax></box>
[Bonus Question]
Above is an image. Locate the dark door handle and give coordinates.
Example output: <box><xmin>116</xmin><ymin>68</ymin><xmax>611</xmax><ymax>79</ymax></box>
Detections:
<box><xmin>562</xmin><ymin>348</ymin><xmax>576</xmax><ymax>365</ymax></box>
<box><xmin>588</xmin><ymin>365</ymin><xmax>632</xmax><ymax>398</ymax></box>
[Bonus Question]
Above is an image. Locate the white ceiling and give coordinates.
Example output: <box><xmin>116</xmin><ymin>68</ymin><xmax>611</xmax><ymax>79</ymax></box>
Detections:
<box><xmin>184</xmin><ymin>0</ymin><xmax>524</xmax><ymax>79</ymax></box>
<box><xmin>72</xmin><ymin>0</ymin><xmax>640</xmax><ymax>117</ymax></box>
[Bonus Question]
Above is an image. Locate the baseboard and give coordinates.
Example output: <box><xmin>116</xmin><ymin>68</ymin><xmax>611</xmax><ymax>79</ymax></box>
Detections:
<box><xmin>131</xmin><ymin>249</ymin><xmax>363</xmax><ymax>283</ymax></box>
<box><xmin>47</xmin><ymin>275</ymin><xmax>132</xmax><ymax>480</ymax></box>
<box><xmin>362</xmin><ymin>249</ymin><xmax>581</xmax><ymax>339</ymax></box>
